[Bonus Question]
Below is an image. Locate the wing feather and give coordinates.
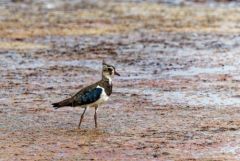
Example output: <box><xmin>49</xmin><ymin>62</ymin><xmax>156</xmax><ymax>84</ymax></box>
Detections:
<box><xmin>74</xmin><ymin>87</ymin><xmax>102</xmax><ymax>105</ymax></box>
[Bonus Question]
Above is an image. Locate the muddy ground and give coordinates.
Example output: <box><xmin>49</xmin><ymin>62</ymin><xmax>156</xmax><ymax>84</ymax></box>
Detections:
<box><xmin>1</xmin><ymin>0</ymin><xmax>240</xmax><ymax>160</ymax></box>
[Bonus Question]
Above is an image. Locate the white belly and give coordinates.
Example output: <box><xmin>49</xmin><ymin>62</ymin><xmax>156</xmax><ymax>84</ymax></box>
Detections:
<box><xmin>88</xmin><ymin>86</ymin><xmax>109</xmax><ymax>107</ymax></box>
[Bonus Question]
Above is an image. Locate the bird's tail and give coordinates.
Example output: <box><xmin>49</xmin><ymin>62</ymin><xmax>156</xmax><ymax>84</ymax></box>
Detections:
<box><xmin>52</xmin><ymin>98</ymin><xmax>73</xmax><ymax>109</ymax></box>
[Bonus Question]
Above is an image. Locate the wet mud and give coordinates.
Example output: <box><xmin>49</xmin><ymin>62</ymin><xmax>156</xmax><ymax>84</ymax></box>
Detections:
<box><xmin>1</xmin><ymin>0</ymin><xmax>240</xmax><ymax>160</ymax></box>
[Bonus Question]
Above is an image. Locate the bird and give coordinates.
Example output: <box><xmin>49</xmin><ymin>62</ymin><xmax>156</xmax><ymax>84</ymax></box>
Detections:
<box><xmin>52</xmin><ymin>61</ymin><xmax>120</xmax><ymax>128</ymax></box>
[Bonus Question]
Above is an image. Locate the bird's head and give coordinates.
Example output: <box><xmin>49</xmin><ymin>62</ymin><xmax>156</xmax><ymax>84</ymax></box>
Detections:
<box><xmin>102</xmin><ymin>61</ymin><xmax>120</xmax><ymax>79</ymax></box>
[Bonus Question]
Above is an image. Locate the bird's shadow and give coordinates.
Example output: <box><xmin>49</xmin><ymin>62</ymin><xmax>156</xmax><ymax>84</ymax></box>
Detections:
<box><xmin>65</xmin><ymin>128</ymin><xmax>108</xmax><ymax>140</ymax></box>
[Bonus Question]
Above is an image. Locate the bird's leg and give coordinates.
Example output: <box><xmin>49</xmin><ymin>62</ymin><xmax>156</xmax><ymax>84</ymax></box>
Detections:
<box><xmin>78</xmin><ymin>107</ymin><xmax>87</xmax><ymax>129</ymax></box>
<box><xmin>94</xmin><ymin>106</ymin><xmax>98</xmax><ymax>128</ymax></box>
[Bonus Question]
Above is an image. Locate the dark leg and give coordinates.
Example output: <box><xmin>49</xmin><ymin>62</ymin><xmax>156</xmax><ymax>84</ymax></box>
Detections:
<box><xmin>94</xmin><ymin>106</ymin><xmax>98</xmax><ymax>128</ymax></box>
<box><xmin>78</xmin><ymin>107</ymin><xmax>87</xmax><ymax>129</ymax></box>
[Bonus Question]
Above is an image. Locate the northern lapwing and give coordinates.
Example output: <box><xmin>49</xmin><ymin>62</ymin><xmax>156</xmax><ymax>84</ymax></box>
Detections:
<box><xmin>52</xmin><ymin>61</ymin><xmax>120</xmax><ymax>128</ymax></box>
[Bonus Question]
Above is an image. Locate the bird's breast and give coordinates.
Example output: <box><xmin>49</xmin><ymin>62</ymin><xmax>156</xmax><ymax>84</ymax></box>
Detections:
<box><xmin>98</xmin><ymin>86</ymin><xmax>109</xmax><ymax>102</ymax></box>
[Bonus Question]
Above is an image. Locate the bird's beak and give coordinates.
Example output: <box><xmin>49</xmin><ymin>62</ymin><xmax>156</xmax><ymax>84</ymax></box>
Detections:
<box><xmin>114</xmin><ymin>71</ymin><xmax>120</xmax><ymax>76</ymax></box>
